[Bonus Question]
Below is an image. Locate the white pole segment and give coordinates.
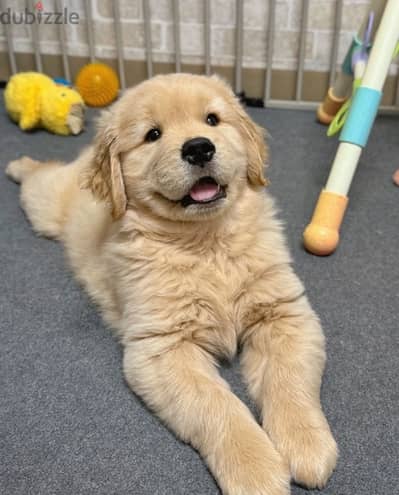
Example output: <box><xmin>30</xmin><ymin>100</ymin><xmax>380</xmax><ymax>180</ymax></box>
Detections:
<box><xmin>325</xmin><ymin>143</ymin><xmax>362</xmax><ymax>195</ymax></box>
<box><xmin>84</xmin><ymin>0</ymin><xmax>95</xmax><ymax>63</ymax></box>
<box><xmin>172</xmin><ymin>0</ymin><xmax>181</xmax><ymax>73</ymax></box>
<box><xmin>56</xmin><ymin>0</ymin><xmax>71</xmax><ymax>81</ymax></box>
<box><xmin>235</xmin><ymin>0</ymin><xmax>244</xmax><ymax>94</ymax></box>
<box><xmin>296</xmin><ymin>0</ymin><xmax>309</xmax><ymax>101</ymax></box>
<box><xmin>329</xmin><ymin>0</ymin><xmax>343</xmax><ymax>88</ymax></box>
<box><xmin>29</xmin><ymin>0</ymin><xmax>42</xmax><ymax>72</ymax></box>
<box><xmin>143</xmin><ymin>0</ymin><xmax>153</xmax><ymax>79</ymax></box>
<box><xmin>204</xmin><ymin>0</ymin><xmax>211</xmax><ymax>76</ymax></box>
<box><xmin>263</xmin><ymin>0</ymin><xmax>276</xmax><ymax>104</ymax></box>
<box><xmin>362</xmin><ymin>0</ymin><xmax>399</xmax><ymax>89</ymax></box>
<box><xmin>112</xmin><ymin>0</ymin><xmax>126</xmax><ymax>90</ymax></box>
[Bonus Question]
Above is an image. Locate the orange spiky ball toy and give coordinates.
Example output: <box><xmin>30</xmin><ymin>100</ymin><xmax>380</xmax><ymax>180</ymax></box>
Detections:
<box><xmin>75</xmin><ymin>63</ymin><xmax>119</xmax><ymax>107</ymax></box>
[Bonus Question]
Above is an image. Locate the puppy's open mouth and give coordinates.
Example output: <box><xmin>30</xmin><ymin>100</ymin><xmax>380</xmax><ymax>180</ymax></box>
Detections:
<box><xmin>181</xmin><ymin>177</ymin><xmax>227</xmax><ymax>207</ymax></box>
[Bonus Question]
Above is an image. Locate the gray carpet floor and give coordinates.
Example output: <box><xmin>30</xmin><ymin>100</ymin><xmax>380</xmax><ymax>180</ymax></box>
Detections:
<box><xmin>1</xmin><ymin>91</ymin><xmax>398</xmax><ymax>495</ymax></box>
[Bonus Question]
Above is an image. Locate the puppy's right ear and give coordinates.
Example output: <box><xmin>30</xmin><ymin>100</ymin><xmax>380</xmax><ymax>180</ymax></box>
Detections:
<box><xmin>80</xmin><ymin>109</ymin><xmax>127</xmax><ymax>219</ymax></box>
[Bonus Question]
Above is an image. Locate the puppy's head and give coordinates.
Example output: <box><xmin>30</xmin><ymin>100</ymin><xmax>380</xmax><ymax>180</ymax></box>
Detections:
<box><xmin>82</xmin><ymin>73</ymin><xmax>268</xmax><ymax>222</ymax></box>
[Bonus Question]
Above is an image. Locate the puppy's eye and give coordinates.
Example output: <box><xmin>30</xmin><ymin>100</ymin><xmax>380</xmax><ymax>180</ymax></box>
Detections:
<box><xmin>145</xmin><ymin>128</ymin><xmax>162</xmax><ymax>142</ymax></box>
<box><xmin>206</xmin><ymin>113</ymin><xmax>219</xmax><ymax>126</ymax></box>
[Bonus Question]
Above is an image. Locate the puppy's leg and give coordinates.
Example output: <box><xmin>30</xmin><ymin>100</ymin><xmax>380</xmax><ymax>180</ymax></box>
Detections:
<box><xmin>239</xmin><ymin>268</ymin><xmax>338</xmax><ymax>489</ymax></box>
<box><xmin>6</xmin><ymin>156</ymin><xmax>73</xmax><ymax>239</ymax></box>
<box><xmin>124</xmin><ymin>337</ymin><xmax>290</xmax><ymax>495</ymax></box>
<box><xmin>5</xmin><ymin>156</ymin><xmax>47</xmax><ymax>184</ymax></box>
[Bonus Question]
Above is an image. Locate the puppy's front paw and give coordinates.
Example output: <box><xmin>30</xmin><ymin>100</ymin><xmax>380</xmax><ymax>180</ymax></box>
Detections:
<box><xmin>213</xmin><ymin>436</ymin><xmax>291</xmax><ymax>495</ymax></box>
<box><xmin>222</xmin><ymin>459</ymin><xmax>290</xmax><ymax>495</ymax></box>
<box><xmin>290</xmin><ymin>425</ymin><xmax>337</xmax><ymax>489</ymax></box>
<box><xmin>266</xmin><ymin>409</ymin><xmax>338</xmax><ymax>489</ymax></box>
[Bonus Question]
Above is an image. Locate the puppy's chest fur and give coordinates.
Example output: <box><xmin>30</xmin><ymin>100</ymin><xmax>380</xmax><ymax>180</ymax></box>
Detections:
<box><xmin>112</xmin><ymin>225</ymin><xmax>282</xmax><ymax>360</ymax></box>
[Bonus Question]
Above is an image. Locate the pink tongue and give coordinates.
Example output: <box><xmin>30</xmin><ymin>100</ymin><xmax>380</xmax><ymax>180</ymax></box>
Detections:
<box><xmin>189</xmin><ymin>182</ymin><xmax>219</xmax><ymax>202</ymax></box>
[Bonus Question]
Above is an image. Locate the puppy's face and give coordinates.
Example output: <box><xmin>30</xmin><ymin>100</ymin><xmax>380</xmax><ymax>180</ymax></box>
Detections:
<box><xmin>84</xmin><ymin>74</ymin><xmax>268</xmax><ymax>222</ymax></box>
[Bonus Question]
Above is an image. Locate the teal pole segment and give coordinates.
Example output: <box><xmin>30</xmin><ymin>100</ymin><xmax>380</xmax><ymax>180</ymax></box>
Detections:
<box><xmin>339</xmin><ymin>86</ymin><xmax>382</xmax><ymax>147</ymax></box>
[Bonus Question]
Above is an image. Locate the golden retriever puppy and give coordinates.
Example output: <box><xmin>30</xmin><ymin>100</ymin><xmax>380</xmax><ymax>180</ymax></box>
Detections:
<box><xmin>6</xmin><ymin>73</ymin><xmax>337</xmax><ymax>495</ymax></box>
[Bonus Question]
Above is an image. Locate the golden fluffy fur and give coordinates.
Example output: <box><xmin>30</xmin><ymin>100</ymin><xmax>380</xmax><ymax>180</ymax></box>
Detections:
<box><xmin>6</xmin><ymin>74</ymin><xmax>337</xmax><ymax>495</ymax></box>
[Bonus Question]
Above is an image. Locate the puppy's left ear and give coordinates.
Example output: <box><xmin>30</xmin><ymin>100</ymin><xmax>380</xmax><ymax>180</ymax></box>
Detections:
<box><xmin>81</xmin><ymin>109</ymin><xmax>127</xmax><ymax>219</ymax></box>
<box><xmin>237</xmin><ymin>105</ymin><xmax>269</xmax><ymax>187</ymax></box>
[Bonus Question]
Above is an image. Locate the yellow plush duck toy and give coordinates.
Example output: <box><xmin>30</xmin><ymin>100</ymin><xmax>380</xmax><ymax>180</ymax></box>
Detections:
<box><xmin>4</xmin><ymin>72</ymin><xmax>85</xmax><ymax>136</ymax></box>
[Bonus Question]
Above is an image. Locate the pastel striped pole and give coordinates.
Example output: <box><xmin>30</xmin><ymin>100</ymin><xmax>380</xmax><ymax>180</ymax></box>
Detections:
<box><xmin>304</xmin><ymin>0</ymin><xmax>399</xmax><ymax>256</ymax></box>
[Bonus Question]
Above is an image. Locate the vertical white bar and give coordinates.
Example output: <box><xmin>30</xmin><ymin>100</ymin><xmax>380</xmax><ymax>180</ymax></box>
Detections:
<box><xmin>28</xmin><ymin>0</ymin><xmax>42</xmax><ymax>72</ymax></box>
<box><xmin>112</xmin><ymin>0</ymin><xmax>126</xmax><ymax>90</ymax></box>
<box><xmin>172</xmin><ymin>0</ymin><xmax>181</xmax><ymax>72</ymax></box>
<box><xmin>235</xmin><ymin>0</ymin><xmax>244</xmax><ymax>94</ymax></box>
<box><xmin>329</xmin><ymin>0</ymin><xmax>343</xmax><ymax>87</ymax></box>
<box><xmin>296</xmin><ymin>0</ymin><xmax>309</xmax><ymax>101</ymax></box>
<box><xmin>204</xmin><ymin>0</ymin><xmax>211</xmax><ymax>75</ymax></box>
<box><xmin>143</xmin><ymin>0</ymin><xmax>153</xmax><ymax>78</ymax></box>
<box><xmin>395</xmin><ymin>73</ymin><xmax>399</xmax><ymax>107</ymax></box>
<box><xmin>84</xmin><ymin>0</ymin><xmax>95</xmax><ymax>62</ymax></box>
<box><xmin>264</xmin><ymin>0</ymin><xmax>276</xmax><ymax>103</ymax></box>
<box><xmin>361</xmin><ymin>0</ymin><xmax>399</xmax><ymax>90</ymax></box>
<box><xmin>2</xmin><ymin>0</ymin><xmax>17</xmax><ymax>74</ymax></box>
<box><xmin>56</xmin><ymin>0</ymin><xmax>71</xmax><ymax>81</ymax></box>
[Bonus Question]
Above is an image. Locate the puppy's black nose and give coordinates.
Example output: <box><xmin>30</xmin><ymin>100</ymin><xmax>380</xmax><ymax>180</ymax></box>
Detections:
<box><xmin>181</xmin><ymin>137</ymin><xmax>215</xmax><ymax>167</ymax></box>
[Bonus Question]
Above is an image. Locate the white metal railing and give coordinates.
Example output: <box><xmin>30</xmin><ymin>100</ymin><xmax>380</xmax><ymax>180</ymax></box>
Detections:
<box><xmin>1</xmin><ymin>0</ymin><xmax>398</xmax><ymax>112</ymax></box>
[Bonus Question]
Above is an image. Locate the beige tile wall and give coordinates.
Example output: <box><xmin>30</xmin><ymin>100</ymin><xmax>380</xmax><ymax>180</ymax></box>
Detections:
<box><xmin>0</xmin><ymin>0</ymin><xmax>397</xmax><ymax>75</ymax></box>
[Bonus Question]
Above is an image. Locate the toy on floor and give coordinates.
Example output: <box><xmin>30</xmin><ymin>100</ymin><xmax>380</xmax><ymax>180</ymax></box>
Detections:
<box><xmin>53</xmin><ymin>77</ymin><xmax>72</xmax><ymax>87</ymax></box>
<box><xmin>75</xmin><ymin>63</ymin><xmax>119</xmax><ymax>107</ymax></box>
<box><xmin>4</xmin><ymin>72</ymin><xmax>85</xmax><ymax>136</ymax></box>
<box><xmin>304</xmin><ymin>0</ymin><xmax>399</xmax><ymax>255</ymax></box>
